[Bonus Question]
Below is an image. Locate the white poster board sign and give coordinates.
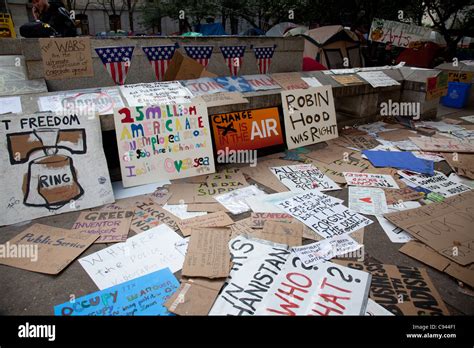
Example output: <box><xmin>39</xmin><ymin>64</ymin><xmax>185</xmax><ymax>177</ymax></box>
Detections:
<box><xmin>281</xmin><ymin>86</ymin><xmax>338</xmax><ymax>149</ymax></box>
<box><xmin>113</xmin><ymin>102</ymin><xmax>215</xmax><ymax>187</ymax></box>
<box><xmin>120</xmin><ymin>81</ymin><xmax>194</xmax><ymax>106</ymax></box>
<box><xmin>270</xmin><ymin>164</ymin><xmax>340</xmax><ymax>192</ymax></box>
<box><xmin>0</xmin><ymin>112</ymin><xmax>114</xmax><ymax>226</ymax></box>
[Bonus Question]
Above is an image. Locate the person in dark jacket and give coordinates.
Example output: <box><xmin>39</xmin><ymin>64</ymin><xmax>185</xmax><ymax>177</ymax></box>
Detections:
<box><xmin>20</xmin><ymin>0</ymin><xmax>77</xmax><ymax>37</ymax></box>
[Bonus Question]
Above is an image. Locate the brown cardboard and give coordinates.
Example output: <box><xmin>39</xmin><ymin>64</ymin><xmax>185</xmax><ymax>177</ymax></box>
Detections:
<box><xmin>240</xmin><ymin>165</ymin><xmax>289</xmax><ymax>193</ymax></box>
<box><xmin>164</xmin><ymin>279</ymin><xmax>224</xmax><ymax>315</ymax></box>
<box><xmin>182</xmin><ymin>228</ymin><xmax>231</xmax><ymax>278</ymax></box>
<box><xmin>176</xmin><ymin>211</ymin><xmax>234</xmax><ymax>237</ymax></box>
<box><xmin>39</xmin><ymin>37</ymin><xmax>93</xmax><ymax>80</ymax></box>
<box><xmin>410</xmin><ymin>137</ymin><xmax>474</xmax><ymax>153</ymax></box>
<box><xmin>343</xmin><ymin>133</ymin><xmax>381</xmax><ymax>150</ymax></box>
<box><xmin>186</xmin><ymin>203</ymin><xmax>228</xmax><ymax>213</ymax></box>
<box><xmin>0</xmin><ymin>224</ymin><xmax>97</xmax><ymax>274</ymax></box>
<box><xmin>307</xmin><ymin>155</ymin><xmax>371</xmax><ymax>184</ymax></box>
<box><xmin>399</xmin><ymin>241</ymin><xmax>474</xmax><ymax>288</ymax></box>
<box><xmin>443</xmin><ymin>153</ymin><xmax>474</xmax><ymax>180</ymax></box>
<box><xmin>331</xmin><ymin>74</ymin><xmax>364</xmax><ymax>85</ymax></box>
<box><xmin>149</xmin><ymin>187</ymin><xmax>172</xmax><ymax>205</ymax></box>
<box><xmin>337</xmin><ymin>260</ymin><xmax>450</xmax><ymax>315</ymax></box>
<box><xmin>164</xmin><ymin>50</ymin><xmax>213</xmax><ymax>81</ymax></box>
<box><xmin>71</xmin><ymin>209</ymin><xmax>134</xmax><ymax>243</ymax></box>
<box><xmin>130</xmin><ymin>201</ymin><xmax>181</xmax><ymax>235</ymax></box>
<box><xmin>271</xmin><ymin>72</ymin><xmax>309</xmax><ymax>90</ymax></box>
<box><xmin>249</xmin><ymin>212</ymin><xmax>294</xmax><ymax>229</ymax></box>
<box><xmin>383</xmin><ymin>187</ymin><xmax>424</xmax><ymax>205</ymax></box>
<box><xmin>99</xmin><ymin>196</ymin><xmax>147</xmax><ymax>211</ymax></box>
<box><xmin>378</xmin><ymin>129</ymin><xmax>420</xmax><ymax>142</ymax></box>
<box><xmin>305</xmin><ymin>145</ymin><xmax>353</xmax><ymax>165</ymax></box>
<box><xmin>261</xmin><ymin>220</ymin><xmax>303</xmax><ymax>246</ymax></box>
<box><xmin>384</xmin><ymin>191</ymin><xmax>474</xmax><ymax>266</ymax></box>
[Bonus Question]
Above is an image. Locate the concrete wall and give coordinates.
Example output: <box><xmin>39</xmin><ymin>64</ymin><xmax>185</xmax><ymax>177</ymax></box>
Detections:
<box><xmin>13</xmin><ymin>36</ymin><xmax>304</xmax><ymax>91</ymax></box>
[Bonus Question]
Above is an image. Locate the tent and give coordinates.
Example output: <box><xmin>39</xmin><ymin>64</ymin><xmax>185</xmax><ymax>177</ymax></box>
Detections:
<box><xmin>266</xmin><ymin>22</ymin><xmax>298</xmax><ymax>37</ymax></box>
<box><xmin>195</xmin><ymin>23</ymin><xmax>227</xmax><ymax>35</ymax></box>
<box><xmin>396</xmin><ymin>42</ymin><xmax>443</xmax><ymax>68</ymax></box>
<box><xmin>300</xmin><ymin>25</ymin><xmax>363</xmax><ymax>69</ymax></box>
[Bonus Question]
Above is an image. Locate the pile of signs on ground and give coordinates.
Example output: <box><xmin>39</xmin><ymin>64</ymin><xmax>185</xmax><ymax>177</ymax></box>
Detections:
<box><xmin>1</xmin><ymin>115</ymin><xmax>473</xmax><ymax>316</ymax></box>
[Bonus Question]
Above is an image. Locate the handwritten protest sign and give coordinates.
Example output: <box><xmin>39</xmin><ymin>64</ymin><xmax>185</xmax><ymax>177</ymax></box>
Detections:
<box><xmin>214</xmin><ymin>185</ymin><xmax>267</xmax><ymax>214</ymax></box>
<box><xmin>195</xmin><ymin>92</ymin><xmax>249</xmax><ymax>107</ymax></box>
<box><xmin>182</xmin><ymin>78</ymin><xmax>227</xmax><ymax>96</ymax></box>
<box><xmin>0</xmin><ymin>224</ymin><xmax>97</xmax><ymax>274</ymax></box>
<box><xmin>348</xmin><ymin>187</ymin><xmax>388</xmax><ymax>216</ymax></box>
<box><xmin>176</xmin><ymin>211</ymin><xmax>234</xmax><ymax>237</ymax></box>
<box><xmin>292</xmin><ymin>235</ymin><xmax>361</xmax><ymax>266</ymax></box>
<box><xmin>254</xmin><ymin>257</ymin><xmax>371</xmax><ymax>315</ymax></box>
<box><xmin>281</xmin><ymin>86</ymin><xmax>338</xmax><ymax>149</ymax></box>
<box><xmin>357</xmin><ymin>71</ymin><xmax>400</xmax><ymax>88</ymax></box>
<box><xmin>276</xmin><ymin>190</ymin><xmax>373</xmax><ymax>239</ymax></box>
<box><xmin>397</xmin><ymin>170</ymin><xmax>471</xmax><ymax>198</ymax></box>
<box><xmin>331</xmin><ymin>75</ymin><xmax>364</xmax><ymax>85</ymax></box>
<box><xmin>343</xmin><ymin>172</ymin><xmax>399</xmax><ymax>189</ymax></box>
<box><xmin>114</xmin><ymin>102</ymin><xmax>215</xmax><ymax>187</ymax></box>
<box><xmin>130</xmin><ymin>201</ymin><xmax>180</xmax><ymax>234</ymax></box>
<box><xmin>271</xmin><ymin>72</ymin><xmax>309</xmax><ymax>90</ymax></box>
<box><xmin>211</xmin><ymin>107</ymin><xmax>283</xmax><ymax>152</ymax></box>
<box><xmin>270</xmin><ymin>164</ymin><xmax>340</xmax><ymax>192</ymax></box>
<box><xmin>79</xmin><ymin>224</ymin><xmax>186</xmax><ymax>290</ymax></box>
<box><xmin>244</xmin><ymin>74</ymin><xmax>281</xmax><ymax>91</ymax></box>
<box><xmin>54</xmin><ymin>268</ymin><xmax>179</xmax><ymax>315</ymax></box>
<box><xmin>338</xmin><ymin>260</ymin><xmax>450</xmax><ymax>315</ymax></box>
<box><xmin>38</xmin><ymin>88</ymin><xmax>124</xmax><ymax>116</ymax></box>
<box><xmin>39</xmin><ymin>37</ymin><xmax>93</xmax><ymax>80</ymax></box>
<box><xmin>72</xmin><ymin>209</ymin><xmax>134</xmax><ymax>243</ymax></box>
<box><xmin>384</xmin><ymin>190</ymin><xmax>474</xmax><ymax>266</ymax></box>
<box><xmin>249</xmin><ymin>212</ymin><xmax>294</xmax><ymax>228</ymax></box>
<box><xmin>182</xmin><ymin>228</ymin><xmax>231</xmax><ymax>278</ymax></box>
<box><xmin>209</xmin><ymin>236</ymin><xmax>291</xmax><ymax>315</ymax></box>
<box><xmin>120</xmin><ymin>82</ymin><xmax>194</xmax><ymax>106</ymax></box>
<box><xmin>409</xmin><ymin>136</ymin><xmax>474</xmax><ymax>153</ymax></box>
<box><xmin>0</xmin><ymin>112</ymin><xmax>114</xmax><ymax>226</ymax></box>
<box><xmin>245</xmin><ymin>192</ymin><xmax>297</xmax><ymax>213</ymax></box>
<box><xmin>369</xmin><ymin>18</ymin><xmax>432</xmax><ymax>48</ymax></box>
<box><xmin>383</xmin><ymin>187</ymin><xmax>424</xmax><ymax>205</ymax></box>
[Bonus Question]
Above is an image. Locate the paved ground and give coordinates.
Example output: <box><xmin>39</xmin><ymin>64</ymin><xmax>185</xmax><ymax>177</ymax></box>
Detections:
<box><xmin>0</xmin><ymin>104</ymin><xmax>473</xmax><ymax>316</ymax></box>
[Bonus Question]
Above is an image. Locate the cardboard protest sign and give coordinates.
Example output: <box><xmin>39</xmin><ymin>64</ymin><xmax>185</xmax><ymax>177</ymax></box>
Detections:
<box><xmin>114</xmin><ymin>102</ymin><xmax>215</xmax><ymax>187</ymax></box>
<box><xmin>343</xmin><ymin>132</ymin><xmax>381</xmax><ymax>150</ymax></box>
<box><xmin>305</xmin><ymin>145</ymin><xmax>351</xmax><ymax>165</ymax></box>
<box><xmin>369</xmin><ymin>18</ymin><xmax>431</xmax><ymax>48</ymax></box>
<box><xmin>260</xmin><ymin>221</ymin><xmax>304</xmax><ymax>246</ymax></box>
<box><xmin>357</xmin><ymin>71</ymin><xmax>400</xmax><ymax>88</ymax></box>
<box><xmin>214</xmin><ymin>185</ymin><xmax>267</xmax><ymax>214</ymax></box>
<box><xmin>246</xmin><ymin>192</ymin><xmax>297</xmax><ymax>214</ymax></box>
<box><xmin>409</xmin><ymin>137</ymin><xmax>474</xmax><ymax>153</ymax></box>
<box><xmin>399</xmin><ymin>241</ymin><xmax>474</xmax><ymax>288</ymax></box>
<box><xmin>271</xmin><ymin>72</ymin><xmax>309</xmax><ymax>90</ymax></box>
<box><xmin>426</xmin><ymin>73</ymin><xmax>448</xmax><ymax>100</ymax></box>
<box><xmin>281</xmin><ymin>86</ymin><xmax>338</xmax><ymax>149</ymax></box>
<box><xmin>343</xmin><ymin>172</ymin><xmax>399</xmax><ymax>189</ymax></box>
<box><xmin>165</xmin><ymin>278</ymin><xmax>225</xmax><ymax>316</ymax></box>
<box><xmin>38</xmin><ymin>88</ymin><xmax>124</xmax><ymax>116</ymax></box>
<box><xmin>195</xmin><ymin>92</ymin><xmax>249</xmax><ymax>107</ymax></box>
<box><xmin>383</xmin><ymin>187</ymin><xmax>424</xmax><ymax>205</ymax></box>
<box><xmin>239</xmin><ymin>163</ymin><xmax>289</xmax><ymax>192</ymax></box>
<box><xmin>130</xmin><ymin>201</ymin><xmax>180</xmax><ymax>234</ymax></box>
<box><xmin>0</xmin><ymin>112</ymin><xmax>114</xmax><ymax>226</ymax></box>
<box><xmin>375</xmin><ymin>202</ymin><xmax>420</xmax><ymax>243</ymax></box>
<box><xmin>211</xmin><ymin>107</ymin><xmax>283</xmax><ymax>152</ymax></box>
<box><xmin>39</xmin><ymin>37</ymin><xmax>93</xmax><ymax>80</ymax></box>
<box><xmin>384</xmin><ymin>190</ymin><xmax>474</xmax><ymax>266</ymax></box>
<box><xmin>270</xmin><ymin>164</ymin><xmax>340</xmax><ymax>192</ymax></box>
<box><xmin>72</xmin><ymin>209</ymin><xmax>134</xmax><ymax>243</ymax></box>
<box><xmin>209</xmin><ymin>236</ymin><xmax>291</xmax><ymax>315</ymax></box>
<box><xmin>292</xmin><ymin>235</ymin><xmax>361</xmax><ymax>267</ymax></box>
<box><xmin>119</xmin><ymin>81</ymin><xmax>194</xmax><ymax>106</ymax></box>
<box><xmin>182</xmin><ymin>228</ymin><xmax>231</xmax><ymax>278</ymax></box>
<box><xmin>79</xmin><ymin>224</ymin><xmax>186</xmax><ymax>290</ymax></box>
<box><xmin>307</xmin><ymin>156</ymin><xmax>371</xmax><ymax>184</ymax></box>
<box><xmin>254</xmin><ymin>257</ymin><xmax>371</xmax><ymax>315</ymax></box>
<box><xmin>331</xmin><ymin>75</ymin><xmax>364</xmax><ymax>85</ymax></box>
<box><xmin>338</xmin><ymin>260</ymin><xmax>450</xmax><ymax>315</ymax></box>
<box><xmin>244</xmin><ymin>74</ymin><xmax>281</xmax><ymax>91</ymax></box>
<box><xmin>443</xmin><ymin>153</ymin><xmax>474</xmax><ymax>180</ymax></box>
<box><xmin>348</xmin><ymin>187</ymin><xmax>388</xmax><ymax>216</ymax></box>
<box><xmin>365</xmin><ymin>299</ymin><xmax>394</xmax><ymax>316</ymax></box>
<box><xmin>214</xmin><ymin>76</ymin><xmax>255</xmax><ymax>93</ymax></box>
<box><xmin>0</xmin><ymin>224</ymin><xmax>97</xmax><ymax>274</ymax></box>
<box><xmin>447</xmin><ymin>71</ymin><xmax>473</xmax><ymax>83</ymax></box>
<box><xmin>276</xmin><ymin>190</ymin><xmax>373</xmax><ymax>239</ymax></box>
<box><xmin>249</xmin><ymin>212</ymin><xmax>294</xmax><ymax>228</ymax></box>
<box><xmin>176</xmin><ymin>211</ymin><xmax>234</xmax><ymax>237</ymax></box>
<box><xmin>398</xmin><ymin>170</ymin><xmax>471</xmax><ymax>198</ymax></box>
<box><xmin>54</xmin><ymin>268</ymin><xmax>179</xmax><ymax>316</ymax></box>
<box><xmin>182</xmin><ymin>78</ymin><xmax>227</xmax><ymax>96</ymax></box>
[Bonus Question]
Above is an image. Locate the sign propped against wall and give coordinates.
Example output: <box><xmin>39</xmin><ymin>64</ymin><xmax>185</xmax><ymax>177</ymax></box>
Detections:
<box><xmin>120</xmin><ymin>82</ymin><xmax>194</xmax><ymax>106</ymax></box>
<box><xmin>210</xmin><ymin>107</ymin><xmax>284</xmax><ymax>152</ymax></box>
<box><xmin>254</xmin><ymin>257</ymin><xmax>371</xmax><ymax>315</ymax></box>
<box><xmin>114</xmin><ymin>102</ymin><xmax>215</xmax><ymax>187</ymax></box>
<box><xmin>0</xmin><ymin>112</ymin><xmax>114</xmax><ymax>226</ymax></box>
<box><xmin>369</xmin><ymin>18</ymin><xmax>432</xmax><ymax>48</ymax></box>
<box><xmin>39</xmin><ymin>37</ymin><xmax>93</xmax><ymax>80</ymax></box>
<box><xmin>281</xmin><ymin>86</ymin><xmax>338</xmax><ymax>149</ymax></box>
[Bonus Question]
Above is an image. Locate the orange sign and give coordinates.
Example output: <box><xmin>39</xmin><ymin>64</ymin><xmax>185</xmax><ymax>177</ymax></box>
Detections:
<box><xmin>211</xmin><ymin>107</ymin><xmax>284</xmax><ymax>151</ymax></box>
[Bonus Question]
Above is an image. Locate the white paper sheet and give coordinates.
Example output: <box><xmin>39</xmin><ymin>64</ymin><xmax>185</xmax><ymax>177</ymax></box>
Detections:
<box><xmin>214</xmin><ymin>185</ymin><xmax>267</xmax><ymax>214</ymax></box>
<box><xmin>375</xmin><ymin>201</ymin><xmax>420</xmax><ymax>243</ymax></box>
<box><xmin>0</xmin><ymin>96</ymin><xmax>22</xmax><ymax>114</ymax></box>
<box><xmin>357</xmin><ymin>71</ymin><xmax>400</xmax><ymax>88</ymax></box>
<box><xmin>348</xmin><ymin>186</ymin><xmax>388</xmax><ymax>215</ymax></box>
<box><xmin>344</xmin><ymin>172</ymin><xmax>400</xmax><ymax>189</ymax></box>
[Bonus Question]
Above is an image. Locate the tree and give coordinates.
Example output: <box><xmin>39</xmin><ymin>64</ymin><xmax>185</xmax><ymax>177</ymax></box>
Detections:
<box><xmin>424</xmin><ymin>0</ymin><xmax>474</xmax><ymax>59</ymax></box>
<box><xmin>125</xmin><ymin>0</ymin><xmax>140</xmax><ymax>32</ymax></box>
<box><xmin>97</xmin><ymin>0</ymin><xmax>127</xmax><ymax>31</ymax></box>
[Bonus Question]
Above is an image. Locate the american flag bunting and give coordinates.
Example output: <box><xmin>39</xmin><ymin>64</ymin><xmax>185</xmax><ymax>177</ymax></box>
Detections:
<box><xmin>184</xmin><ymin>45</ymin><xmax>213</xmax><ymax>68</ymax></box>
<box><xmin>95</xmin><ymin>46</ymin><xmax>134</xmax><ymax>85</ymax></box>
<box><xmin>219</xmin><ymin>45</ymin><xmax>246</xmax><ymax>76</ymax></box>
<box><xmin>142</xmin><ymin>44</ymin><xmax>178</xmax><ymax>81</ymax></box>
<box><xmin>252</xmin><ymin>46</ymin><xmax>276</xmax><ymax>74</ymax></box>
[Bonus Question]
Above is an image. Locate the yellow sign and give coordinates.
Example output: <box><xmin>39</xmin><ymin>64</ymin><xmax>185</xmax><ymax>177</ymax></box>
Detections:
<box><xmin>0</xmin><ymin>13</ymin><xmax>16</xmax><ymax>38</ymax></box>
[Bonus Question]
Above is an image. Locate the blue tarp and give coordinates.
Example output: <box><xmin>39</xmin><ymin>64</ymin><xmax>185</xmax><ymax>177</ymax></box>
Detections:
<box><xmin>195</xmin><ymin>23</ymin><xmax>227</xmax><ymax>36</ymax></box>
